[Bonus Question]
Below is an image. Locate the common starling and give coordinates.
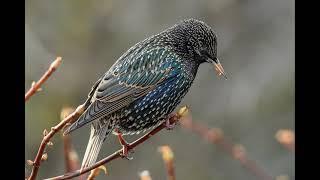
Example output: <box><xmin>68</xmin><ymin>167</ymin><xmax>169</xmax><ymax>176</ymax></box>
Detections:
<box><xmin>64</xmin><ymin>18</ymin><xmax>227</xmax><ymax>169</ymax></box>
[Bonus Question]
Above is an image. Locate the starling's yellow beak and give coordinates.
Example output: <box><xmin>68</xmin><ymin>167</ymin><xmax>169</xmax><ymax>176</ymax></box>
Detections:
<box><xmin>213</xmin><ymin>59</ymin><xmax>227</xmax><ymax>79</ymax></box>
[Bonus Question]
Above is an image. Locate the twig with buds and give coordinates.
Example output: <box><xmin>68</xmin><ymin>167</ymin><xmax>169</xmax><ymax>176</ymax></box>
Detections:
<box><xmin>181</xmin><ymin>117</ymin><xmax>273</xmax><ymax>180</ymax></box>
<box><xmin>27</xmin><ymin>104</ymin><xmax>85</xmax><ymax>180</ymax></box>
<box><xmin>25</xmin><ymin>57</ymin><xmax>62</xmax><ymax>102</ymax></box>
<box><xmin>44</xmin><ymin>106</ymin><xmax>189</xmax><ymax>180</ymax></box>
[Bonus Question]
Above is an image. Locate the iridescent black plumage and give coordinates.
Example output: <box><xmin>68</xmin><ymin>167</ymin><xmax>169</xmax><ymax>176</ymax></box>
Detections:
<box><xmin>64</xmin><ymin>18</ymin><xmax>222</xmax><ymax>168</ymax></box>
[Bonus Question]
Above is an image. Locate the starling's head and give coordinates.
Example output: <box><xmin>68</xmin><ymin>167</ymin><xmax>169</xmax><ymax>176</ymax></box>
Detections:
<box><xmin>173</xmin><ymin>18</ymin><xmax>227</xmax><ymax>79</ymax></box>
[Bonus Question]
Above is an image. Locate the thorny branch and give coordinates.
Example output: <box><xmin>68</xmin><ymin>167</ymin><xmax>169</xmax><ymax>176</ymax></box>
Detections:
<box><xmin>44</xmin><ymin>106</ymin><xmax>189</xmax><ymax>180</ymax></box>
<box><xmin>25</xmin><ymin>57</ymin><xmax>62</xmax><ymax>102</ymax></box>
<box><xmin>180</xmin><ymin>117</ymin><xmax>273</xmax><ymax>180</ymax></box>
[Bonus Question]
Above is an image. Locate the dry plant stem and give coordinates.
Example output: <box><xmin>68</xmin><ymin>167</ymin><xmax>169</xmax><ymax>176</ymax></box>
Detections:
<box><xmin>283</xmin><ymin>143</ymin><xmax>295</xmax><ymax>152</ymax></box>
<box><xmin>28</xmin><ymin>104</ymin><xmax>85</xmax><ymax>180</ymax></box>
<box><xmin>159</xmin><ymin>146</ymin><xmax>175</xmax><ymax>180</ymax></box>
<box><xmin>25</xmin><ymin>57</ymin><xmax>62</xmax><ymax>102</ymax></box>
<box><xmin>181</xmin><ymin>118</ymin><xmax>273</xmax><ymax>180</ymax></box>
<box><xmin>164</xmin><ymin>160</ymin><xmax>175</xmax><ymax>180</ymax></box>
<box><xmin>45</xmin><ymin>114</ymin><xmax>182</xmax><ymax>180</ymax></box>
<box><xmin>61</xmin><ymin>107</ymin><xmax>84</xmax><ymax>179</ymax></box>
<box><xmin>63</xmin><ymin>135</ymin><xmax>80</xmax><ymax>173</ymax></box>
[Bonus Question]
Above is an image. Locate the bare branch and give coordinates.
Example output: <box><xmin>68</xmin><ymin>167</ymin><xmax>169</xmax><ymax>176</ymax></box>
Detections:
<box><xmin>44</xmin><ymin>106</ymin><xmax>189</xmax><ymax>180</ymax></box>
<box><xmin>25</xmin><ymin>57</ymin><xmax>62</xmax><ymax>102</ymax></box>
<box><xmin>27</xmin><ymin>104</ymin><xmax>85</xmax><ymax>180</ymax></box>
<box><xmin>180</xmin><ymin>117</ymin><xmax>273</xmax><ymax>180</ymax></box>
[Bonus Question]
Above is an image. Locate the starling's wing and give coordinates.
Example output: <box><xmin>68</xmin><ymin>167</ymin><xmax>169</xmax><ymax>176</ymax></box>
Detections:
<box><xmin>64</xmin><ymin>48</ymin><xmax>179</xmax><ymax>134</ymax></box>
<box><xmin>83</xmin><ymin>77</ymin><xmax>103</xmax><ymax>108</ymax></box>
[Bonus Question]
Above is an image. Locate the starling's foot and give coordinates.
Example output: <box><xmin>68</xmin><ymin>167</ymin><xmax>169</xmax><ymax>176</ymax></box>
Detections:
<box><xmin>165</xmin><ymin>114</ymin><xmax>178</xmax><ymax>130</ymax></box>
<box><xmin>120</xmin><ymin>144</ymin><xmax>134</xmax><ymax>160</ymax></box>
<box><xmin>115</xmin><ymin>129</ymin><xmax>134</xmax><ymax>160</ymax></box>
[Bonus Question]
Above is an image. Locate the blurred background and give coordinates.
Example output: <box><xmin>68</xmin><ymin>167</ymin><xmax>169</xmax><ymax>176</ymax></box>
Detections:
<box><xmin>25</xmin><ymin>0</ymin><xmax>294</xmax><ymax>179</ymax></box>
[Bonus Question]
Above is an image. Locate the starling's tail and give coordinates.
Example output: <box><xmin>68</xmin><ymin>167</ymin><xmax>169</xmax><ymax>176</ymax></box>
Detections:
<box><xmin>81</xmin><ymin>125</ymin><xmax>110</xmax><ymax>170</ymax></box>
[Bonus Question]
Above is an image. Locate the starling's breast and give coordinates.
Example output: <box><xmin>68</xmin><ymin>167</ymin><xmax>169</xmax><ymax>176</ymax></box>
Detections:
<box><xmin>116</xmin><ymin>70</ymin><xmax>193</xmax><ymax>135</ymax></box>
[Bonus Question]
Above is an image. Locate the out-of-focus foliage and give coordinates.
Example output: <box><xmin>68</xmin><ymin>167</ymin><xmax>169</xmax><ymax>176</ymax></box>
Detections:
<box><xmin>26</xmin><ymin>0</ymin><xmax>294</xmax><ymax>179</ymax></box>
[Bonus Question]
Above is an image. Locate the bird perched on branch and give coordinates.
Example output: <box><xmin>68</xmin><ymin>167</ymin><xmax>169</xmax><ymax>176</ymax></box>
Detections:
<box><xmin>64</xmin><ymin>18</ymin><xmax>227</xmax><ymax>170</ymax></box>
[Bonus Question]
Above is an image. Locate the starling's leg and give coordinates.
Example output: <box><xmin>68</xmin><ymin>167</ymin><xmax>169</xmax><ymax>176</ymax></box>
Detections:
<box><xmin>165</xmin><ymin>113</ymin><xmax>178</xmax><ymax>130</ymax></box>
<box><xmin>115</xmin><ymin>129</ymin><xmax>133</xmax><ymax>160</ymax></box>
